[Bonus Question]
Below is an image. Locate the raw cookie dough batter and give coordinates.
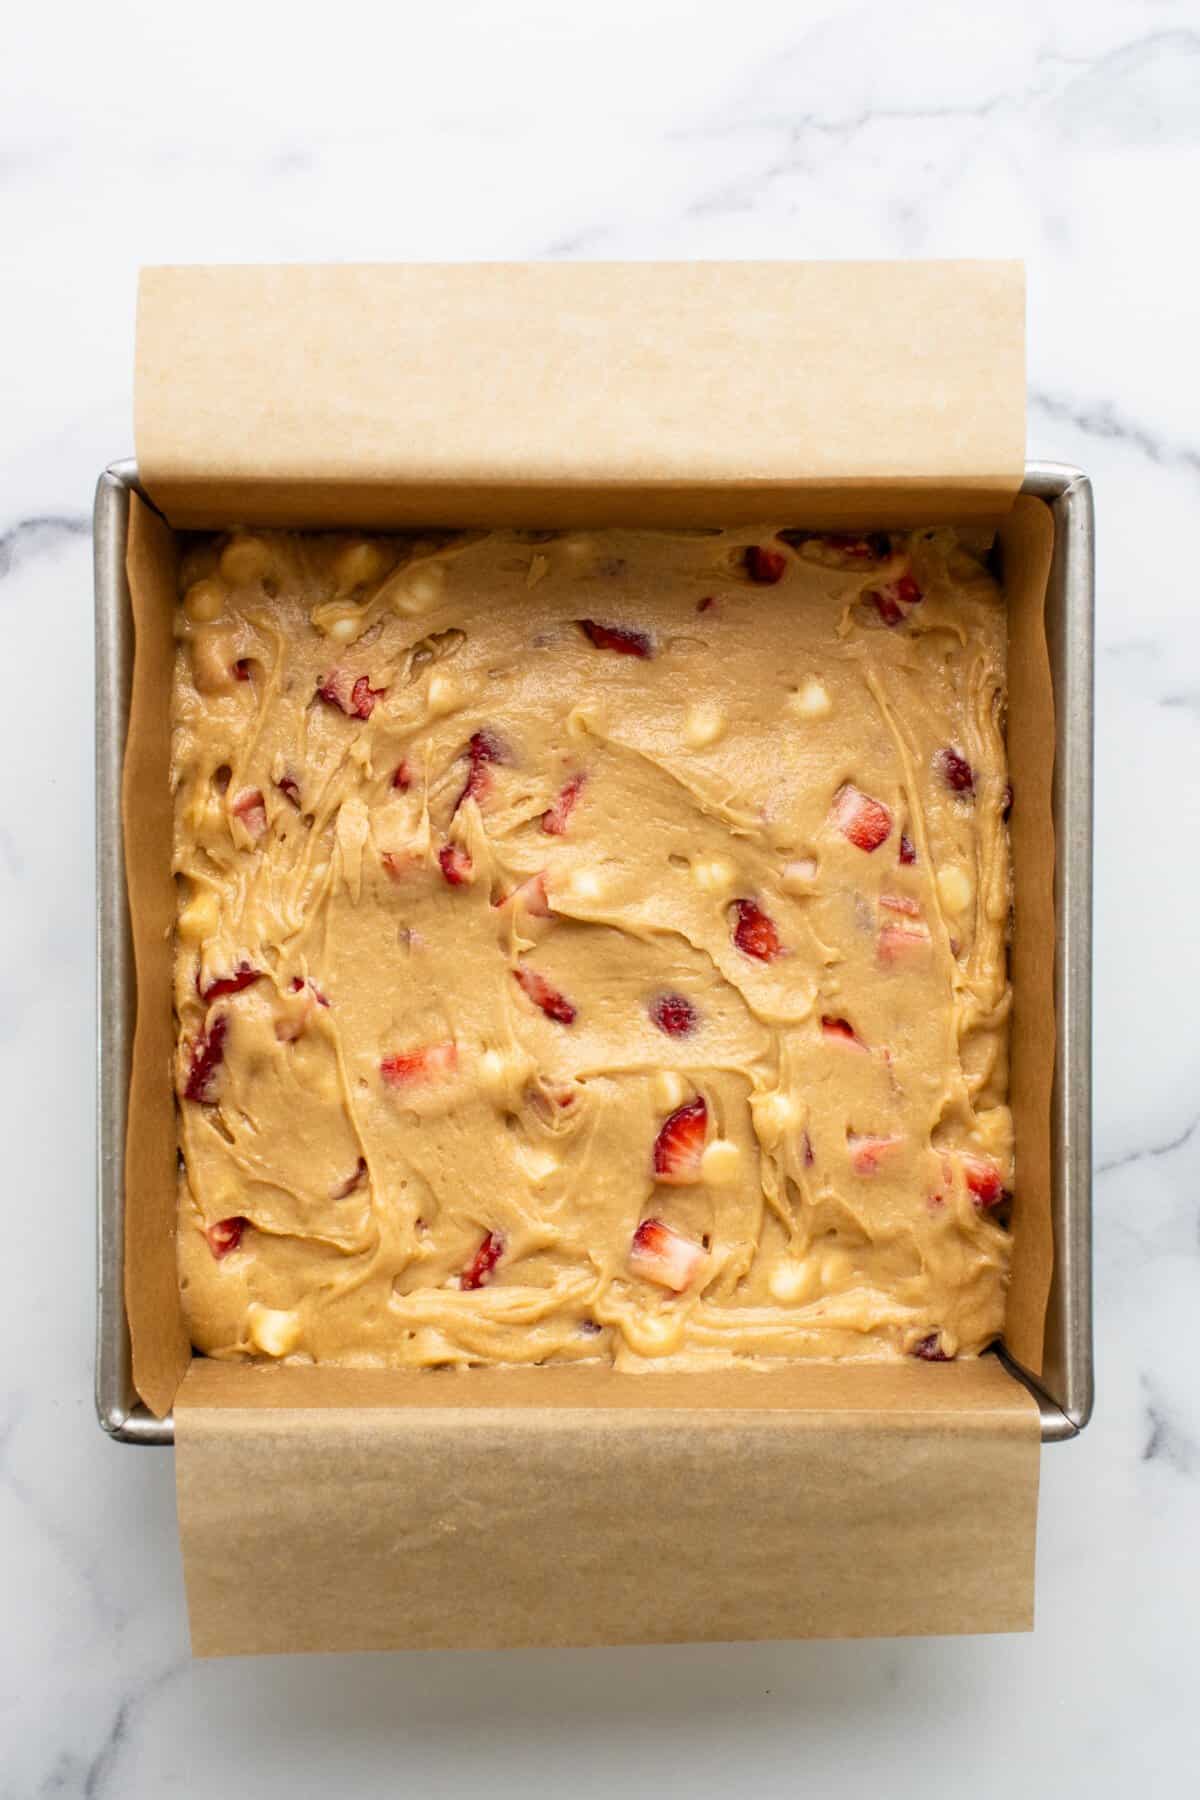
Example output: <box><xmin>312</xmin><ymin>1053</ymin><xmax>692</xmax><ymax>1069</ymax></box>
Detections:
<box><xmin>173</xmin><ymin>525</ymin><xmax>1014</xmax><ymax>1369</ymax></box>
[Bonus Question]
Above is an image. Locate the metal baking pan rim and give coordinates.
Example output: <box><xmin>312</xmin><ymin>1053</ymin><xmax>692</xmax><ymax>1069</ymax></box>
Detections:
<box><xmin>95</xmin><ymin>459</ymin><xmax>1093</xmax><ymax>1446</ymax></box>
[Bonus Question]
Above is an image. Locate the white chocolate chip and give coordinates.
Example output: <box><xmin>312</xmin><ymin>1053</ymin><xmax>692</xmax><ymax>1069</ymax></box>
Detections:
<box><xmin>752</xmin><ymin>1090</ymin><xmax>797</xmax><ymax>1144</ymax></box>
<box><xmin>623</xmin><ymin>1312</ymin><xmax>683</xmax><ymax>1357</ymax></box>
<box><xmin>654</xmin><ymin>1069</ymin><xmax>688</xmax><ymax>1111</ymax></box>
<box><xmin>781</xmin><ymin>856</ymin><xmax>818</xmax><ymax>894</ymax></box>
<box><xmin>937</xmin><ymin>864</ymin><xmax>973</xmax><ymax>915</ymax></box>
<box><xmin>691</xmin><ymin>856</ymin><xmax>736</xmax><ymax>894</ymax></box>
<box><xmin>393</xmin><ymin>566</ymin><xmax>445</xmax><ymax>616</ymax></box>
<box><xmin>333</xmin><ymin>540</ymin><xmax>388</xmax><ymax>593</ymax></box>
<box><xmin>328</xmin><ymin>614</ymin><xmax>361</xmax><ymax>644</ymax></box>
<box><xmin>820</xmin><ymin>1249</ymin><xmax>853</xmax><ymax>1289</ymax></box>
<box><xmin>478</xmin><ymin>1049</ymin><xmax>508</xmax><ymax>1096</ymax></box>
<box><xmin>516</xmin><ymin>1144</ymin><xmax>559</xmax><ymax>1185</ymax></box>
<box><xmin>684</xmin><ymin>701</ymin><xmax>726</xmax><ymax>749</ymax></box>
<box><xmin>769</xmin><ymin>1258</ymin><xmax>816</xmax><ymax>1303</ymax></box>
<box><xmin>178</xmin><ymin>890</ymin><xmax>220</xmax><ymax>943</ymax></box>
<box><xmin>247</xmin><ymin>1305</ymin><xmax>301</xmax><ymax>1358</ymax></box>
<box><xmin>219</xmin><ymin>536</ymin><xmax>273</xmax><ymax>586</ymax></box>
<box><xmin>789</xmin><ymin>678</ymin><xmax>832</xmax><ymax>719</ymax></box>
<box><xmin>426</xmin><ymin>672</ymin><xmax>460</xmax><ymax>716</ymax></box>
<box><xmin>183</xmin><ymin>577</ymin><xmax>226</xmax><ymax>623</ymax></box>
<box><xmin>567</xmin><ymin>866</ymin><xmax>606</xmax><ymax>902</ymax></box>
<box><xmin>700</xmin><ymin>1138</ymin><xmax>740</xmax><ymax>1186</ymax></box>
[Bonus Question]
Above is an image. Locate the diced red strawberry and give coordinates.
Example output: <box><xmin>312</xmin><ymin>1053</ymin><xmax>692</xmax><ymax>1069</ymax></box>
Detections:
<box><xmin>316</xmin><ymin>669</ymin><xmax>385</xmax><ymax>718</ymax></box>
<box><xmin>899</xmin><ymin>833</ymin><xmax>916</xmax><ymax>865</ymax></box>
<box><xmin>455</xmin><ymin>728</ymin><xmax>505</xmax><ymax>811</ymax></box>
<box><xmin>696</xmin><ymin>595</ymin><xmax>716</xmax><ymax>614</ymax></box>
<box><xmin>276</xmin><ymin>772</ymin><xmax>302</xmax><ymax>809</ymax></box>
<box><xmin>937</xmin><ymin>747</ymin><xmax>974</xmax><ymax>793</ymax></box>
<box><xmin>438</xmin><ymin>843</ymin><xmax>474</xmax><ymax>886</ymax></box>
<box><xmin>289</xmin><ymin>975</ymin><xmax>329</xmax><ymax>1008</ymax></box>
<box><xmin>961</xmin><ymin>1152</ymin><xmax>1008</xmax><ymax>1211</ymax></box>
<box><xmin>730</xmin><ymin>897</ymin><xmax>783</xmax><ymax>962</ymax></box>
<box><xmin>821</xmin><ymin>1015</ymin><xmax>866</xmax><ymax>1050</ymax></box>
<box><xmin>197</xmin><ymin>961</ymin><xmax>262</xmax><ymax>1004</ymax></box>
<box><xmin>847</xmin><ymin>1130</ymin><xmax>903</xmax><ymax>1175</ymax></box>
<box><xmin>206</xmin><ymin>1215</ymin><xmax>247</xmax><ymax>1259</ymax></box>
<box><xmin>628</xmin><ymin>1218</ymin><xmax>707</xmax><ymax>1292</ymax></box>
<box><xmin>380</xmin><ymin>1041</ymin><xmax>458</xmax><ymax>1086</ymax></box>
<box><xmin>829</xmin><ymin>782</ymin><xmax>892</xmax><ymax>852</ymax></box>
<box><xmin>232</xmin><ymin>788</ymin><xmax>267</xmax><ymax>839</ymax></box>
<box><xmin>497</xmin><ymin>871</ymin><xmax>551</xmax><ymax>917</ymax></box>
<box><xmin>330</xmin><ymin>1157</ymin><xmax>367</xmax><ymax>1200</ymax></box>
<box><xmin>512</xmin><ymin>964</ymin><xmax>576</xmax><ymax>1024</ymax></box>
<box><xmin>183</xmin><ymin>1014</ymin><xmax>228</xmax><ymax>1104</ymax></box>
<box><xmin>649</xmin><ymin>992</ymin><xmax>697</xmax><ymax>1037</ymax></box>
<box><xmin>880</xmin><ymin>893</ymin><xmax>921</xmax><ymax>916</ymax></box>
<box><xmin>868</xmin><ymin>572</ymin><xmax>923</xmax><ymax>628</ymax></box>
<box><xmin>877</xmin><ymin>923</ymin><xmax>932</xmax><ymax>966</ymax></box>
<box><xmin>233</xmin><ymin>658</ymin><xmax>253</xmax><ymax>681</ymax></box>
<box><xmin>578</xmin><ymin>619</ymin><xmax>652</xmax><ymax>658</ymax></box>
<box><xmin>461</xmin><ymin>1230</ymin><xmax>504</xmax><ymax>1290</ymax></box>
<box><xmin>779</xmin><ymin>530</ymin><xmax>891</xmax><ymax>565</ymax></box>
<box><xmin>912</xmin><ymin>1332</ymin><xmax>953</xmax><ymax>1362</ymax></box>
<box><xmin>542</xmin><ymin>772</ymin><xmax>587</xmax><ymax>835</ymax></box>
<box><xmin>652</xmin><ymin>1097</ymin><xmax>708</xmax><ymax>1185</ymax></box>
<box><xmin>743</xmin><ymin>544</ymin><xmax>788</xmax><ymax>584</ymax></box>
<box><xmin>381</xmin><ymin>849</ymin><xmax>420</xmax><ymax>883</ymax></box>
<box><xmin>392</xmin><ymin>760</ymin><xmax>413</xmax><ymax>792</ymax></box>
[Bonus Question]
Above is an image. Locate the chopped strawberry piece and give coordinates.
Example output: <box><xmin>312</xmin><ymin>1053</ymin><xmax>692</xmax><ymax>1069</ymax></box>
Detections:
<box><xmin>868</xmin><ymin>572</ymin><xmax>923</xmax><ymax>628</ymax></box>
<box><xmin>512</xmin><ymin>964</ymin><xmax>576</xmax><ymax>1024</ymax></box>
<box><xmin>821</xmin><ymin>1015</ymin><xmax>866</xmax><ymax>1049</ymax></box>
<box><xmin>206</xmin><ymin>1215</ymin><xmax>247</xmax><ymax>1259</ymax></box>
<box><xmin>233</xmin><ymin>658</ymin><xmax>253</xmax><ymax>681</ymax></box>
<box><xmin>330</xmin><ymin>1157</ymin><xmax>367</xmax><ymax>1200</ymax></box>
<box><xmin>380</xmin><ymin>1041</ymin><xmax>458</xmax><ymax>1086</ymax></box>
<box><xmin>899</xmin><ymin>832</ymin><xmax>917</xmax><ymax>865</ymax></box>
<box><xmin>578</xmin><ymin>619</ymin><xmax>652</xmax><ymax>658</ymax></box>
<box><xmin>276</xmin><ymin>773</ymin><xmax>302</xmax><ymax>809</ymax></box>
<box><xmin>392</xmin><ymin>760</ymin><xmax>413</xmax><ymax>792</ymax></box>
<box><xmin>381</xmin><ymin>849</ymin><xmax>419</xmax><ymax>883</ymax></box>
<box><xmin>183</xmin><ymin>1014</ymin><xmax>228</xmax><ymax>1104</ymax></box>
<box><xmin>880</xmin><ymin>893</ymin><xmax>921</xmax><ymax>917</ymax></box>
<box><xmin>542</xmin><ymin>772</ymin><xmax>587</xmax><ymax>836</ymax></box>
<box><xmin>878</xmin><ymin>923</ymin><xmax>932</xmax><ymax>966</ymax></box>
<box><xmin>649</xmin><ymin>992</ymin><xmax>697</xmax><ymax>1037</ymax></box>
<box><xmin>629</xmin><ymin>1218</ymin><xmax>706</xmax><ymax>1292</ymax></box>
<box><xmin>730</xmin><ymin>897</ymin><xmax>783</xmax><ymax>962</ymax></box>
<box><xmin>316</xmin><ymin>669</ymin><xmax>385</xmax><ymax>718</ymax></box>
<box><xmin>438</xmin><ymin>843</ymin><xmax>474</xmax><ymax>886</ymax></box>
<box><xmin>455</xmin><ymin>728</ymin><xmax>505</xmax><ymax>811</ymax></box>
<box><xmin>652</xmin><ymin>1097</ymin><xmax>708</xmax><ymax>1185</ymax></box>
<box><xmin>198</xmin><ymin>961</ymin><xmax>262</xmax><ymax>1004</ymax></box>
<box><xmin>961</xmin><ymin>1152</ymin><xmax>1009</xmax><ymax>1210</ymax></box>
<box><xmin>912</xmin><ymin>1332</ymin><xmax>953</xmax><ymax>1362</ymax></box>
<box><xmin>937</xmin><ymin>748</ymin><xmax>974</xmax><ymax>793</ymax></box>
<box><xmin>497</xmin><ymin>871</ymin><xmax>551</xmax><ymax>917</ymax></box>
<box><xmin>696</xmin><ymin>595</ymin><xmax>715</xmax><ymax>614</ymax></box>
<box><xmin>288</xmin><ymin>975</ymin><xmax>329</xmax><ymax>1007</ymax></box>
<box><xmin>232</xmin><ymin>788</ymin><xmax>267</xmax><ymax>839</ymax></box>
<box><xmin>829</xmin><ymin>782</ymin><xmax>892</xmax><ymax>852</ymax></box>
<box><xmin>779</xmin><ymin>530</ymin><xmax>891</xmax><ymax>564</ymax></box>
<box><xmin>847</xmin><ymin>1130</ymin><xmax>903</xmax><ymax>1175</ymax></box>
<box><xmin>743</xmin><ymin>545</ymin><xmax>787</xmax><ymax>584</ymax></box>
<box><xmin>461</xmin><ymin>1230</ymin><xmax>504</xmax><ymax>1290</ymax></box>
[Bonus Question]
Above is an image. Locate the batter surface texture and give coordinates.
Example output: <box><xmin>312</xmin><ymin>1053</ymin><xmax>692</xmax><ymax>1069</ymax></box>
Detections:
<box><xmin>173</xmin><ymin>525</ymin><xmax>1013</xmax><ymax>1369</ymax></box>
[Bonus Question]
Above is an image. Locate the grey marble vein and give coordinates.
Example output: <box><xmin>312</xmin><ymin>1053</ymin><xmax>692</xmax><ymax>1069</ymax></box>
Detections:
<box><xmin>0</xmin><ymin>513</ymin><xmax>90</xmax><ymax>579</ymax></box>
<box><xmin>1097</xmin><ymin>1111</ymin><xmax>1199</xmax><ymax>1176</ymax></box>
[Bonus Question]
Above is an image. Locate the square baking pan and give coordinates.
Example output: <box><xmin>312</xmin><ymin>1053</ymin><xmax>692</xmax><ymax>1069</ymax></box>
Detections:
<box><xmin>94</xmin><ymin>459</ymin><xmax>1094</xmax><ymax>1447</ymax></box>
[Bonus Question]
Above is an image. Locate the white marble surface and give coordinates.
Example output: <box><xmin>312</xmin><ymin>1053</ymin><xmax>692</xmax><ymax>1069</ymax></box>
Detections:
<box><xmin>2</xmin><ymin>0</ymin><xmax>1197</xmax><ymax>1790</ymax></box>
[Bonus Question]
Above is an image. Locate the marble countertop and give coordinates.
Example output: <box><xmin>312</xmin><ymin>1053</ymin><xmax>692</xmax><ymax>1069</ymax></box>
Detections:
<box><xmin>3</xmin><ymin>0</ymin><xmax>1197</xmax><ymax>1792</ymax></box>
